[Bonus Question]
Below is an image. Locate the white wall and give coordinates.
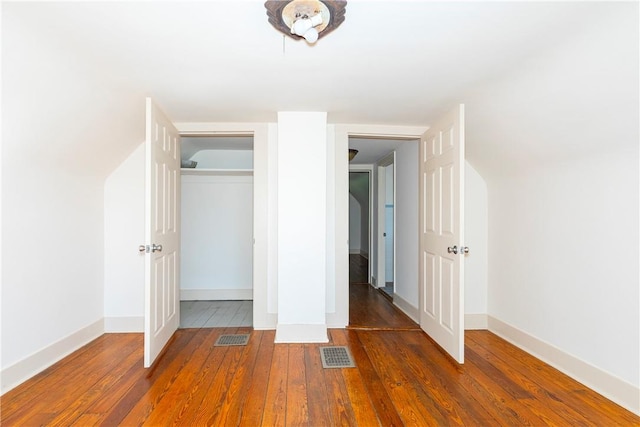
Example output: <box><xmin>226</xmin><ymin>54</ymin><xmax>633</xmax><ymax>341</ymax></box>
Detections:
<box><xmin>2</xmin><ymin>162</ymin><xmax>106</xmax><ymax>392</ymax></box>
<box><xmin>488</xmin><ymin>146</ymin><xmax>639</xmax><ymax>388</ymax></box>
<box><xmin>275</xmin><ymin>112</ymin><xmax>328</xmax><ymax>342</ymax></box>
<box><xmin>181</xmin><ymin>174</ymin><xmax>253</xmax><ymax>299</ymax></box>
<box><xmin>464</xmin><ymin>162</ymin><xmax>488</xmax><ymax>317</ymax></box>
<box><xmin>188</xmin><ymin>150</ymin><xmax>253</xmax><ymax>169</ymax></box>
<box><xmin>2</xmin><ymin>8</ymin><xmax>124</xmax><ymax>390</ymax></box>
<box><xmin>103</xmin><ymin>143</ymin><xmax>145</xmax><ymax>331</ymax></box>
<box><xmin>464</xmin><ymin>5</ymin><xmax>639</xmax><ymax>412</ymax></box>
<box><xmin>394</xmin><ymin>143</ymin><xmax>418</xmax><ymax>306</ymax></box>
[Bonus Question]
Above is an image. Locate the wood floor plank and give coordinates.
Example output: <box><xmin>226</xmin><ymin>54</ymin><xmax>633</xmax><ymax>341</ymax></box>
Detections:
<box><xmin>117</xmin><ymin>329</ymin><xmax>211</xmax><ymax>425</ymax></box>
<box><xmin>466</xmin><ymin>330</ymin><xmax>639</xmax><ymax>426</ymax></box>
<box><xmin>348</xmin><ymin>283</ymin><xmax>420</xmax><ymax>330</ymax></box>
<box><xmin>357</xmin><ymin>331</ymin><xmax>444</xmax><ymax>426</ymax></box>
<box><xmin>238</xmin><ymin>330</ymin><xmax>276</xmax><ymax>426</ymax></box>
<box><xmin>2</xmin><ymin>334</ymin><xmax>140</xmax><ymax>426</ymax></box>
<box><xmin>466</xmin><ymin>339</ymin><xmax>594</xmax><ymax>427</ymax></box>
<box><xmin>261</xmin><ymin>343</ymin><xmax>289</xmax><ymax>427</ymax></box>
<box><xmin>1</xmin><ymin>334</ymin><xmax>127</xmax><ymax>418</ymax></box>
<box><xmin>98</xmin><ymin>329</ymin><xmax>200</xmax><ymax>426</ymax></box>
<box><xmin>167</xmin><ymin>331</ymin><xmax>234</xmax><ymax>425</ymax></box>
<box><xmin>303</xmin><ymin>343</ymin><xmax>333</xmax><ymax>426</ymax></box>
<box><xmin>285</xmin><ymin>344</ymin><xmax>310</xmax><ymax>426</ymax></box>
<box><xmin>344</xmin><ymin>330</ymin><xmax>404</xmax><ymax>427</ymax></box>
<box><xmin>140</xmin><ymin>328</ymin><xmax>221</xmax><ymax>425</ymax></box>
<box><xmin>3</xmin><ymin>288</ymin><xmax>639</xmax><ymax>427</ymax></box>
<box><xmin>46</xmin><ymin>336</ymin><xmax>144</xmax><ymax>427</ymax></box>
<box><xmin>330</xmin><ymin>329</ymin><xmax>382</xmax><ymax>427</ymax></box>
<box><xmin>323</xmin><ymin>353</ymin><xmax>358</xmax><ymax>425</ymax></box>
<box><xmin>183</xmin><ymin>328</ymin><xmax>247</xmax><ymax>426</ymax></box>
<box><xmin>207</xmin><ymin>329</ymin><xmax>263</xmax><ymax>426</ymax></box>
<box><xmin>398</xmin><ymin>331</ymin><xmax>505</xmax><ymax>426</ymax></box>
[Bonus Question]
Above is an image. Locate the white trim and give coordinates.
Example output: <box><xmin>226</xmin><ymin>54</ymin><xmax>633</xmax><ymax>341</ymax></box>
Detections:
<box><xmin>349</xmin><ymin>249</ymin><xmax>361</xmax><ymax>255</ymax></box>
<box><xmin>180</xmin><ymin>289</ymin><xmax>253</xmax><ymax>301</ymax></box>
<box><xmin>275</xmin><ymin>324</ymin><xmax>329</xmax><ymax>343</ymax></box>
<box><xmin>174</xmin><ymin>122</ymin><xmax>270</xmax><ymax>342</ymax></box>
<box><xmin>104</xmin><ymin>316</ymin><xmax>144</xmax><ymax>332</ymax></box>
<box><xmin>488</xmin><ymin>316</ymin><xmax>640</xmax><ymax>415</ymax></box>
<box><xmin>393</xmin><ymin>293</ymin><xmax>419</xmax><ymax>323</ymax></box>
<box><xmin>465</xmin><ymin>314</ymin><xmax>488</xmax><ymax>330</ymax></box>
<box><xmin>1</xmin><ymin>319</ymin><xmax>104</xmax><ymax>395</ymax></box>
<box><xmin>349</xmin><ymin>165</ymin><xmax>374</xmax><ymax>284</ymax></box>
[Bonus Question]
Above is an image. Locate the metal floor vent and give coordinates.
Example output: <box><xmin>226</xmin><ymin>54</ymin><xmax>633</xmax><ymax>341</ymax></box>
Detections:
<box><xmin>214</xmin><ymin>334</ymin><xmax>250</xmax><ymax>347</ymax></box>
<box><xmin>320</xmin><ymin>346</ymin><xmax>356</xmax><ymax>368</ymax></box>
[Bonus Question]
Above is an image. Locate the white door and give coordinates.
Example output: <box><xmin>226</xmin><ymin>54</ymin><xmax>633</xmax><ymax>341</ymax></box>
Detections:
<box><xmin>419</xmin><ymin>104</ymin><xmax>465</xmax><ymax>363</ymax></box>
<box><xmin>143</xmin><ymin>98</ymin><xmax>181</xmax><ymax>367</ymax></box>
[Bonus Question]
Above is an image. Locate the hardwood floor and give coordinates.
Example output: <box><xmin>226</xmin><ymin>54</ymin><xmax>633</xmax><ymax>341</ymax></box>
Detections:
<box><xmin>2</xmin><ymin>328</ymin><xmax>637</xmax><ymax>426</ymax></box>
<box><xmin>349</xmin><ymin>283</ymin><xmax>419</xmax><ymax>330</ymax></box>
<box><xmin>349</xmin><ymin>254</ymin><xmax>368</xmax><ymax>284</ymax></box>
<box><xmin>2</xmin><ymin>285</ymin><xmax>637</xmax><ymax>425</ymax></box>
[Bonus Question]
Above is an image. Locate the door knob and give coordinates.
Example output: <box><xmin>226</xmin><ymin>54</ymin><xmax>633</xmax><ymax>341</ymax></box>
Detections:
<box><xmin>447</xmin><ymin>245</ymin><xmax>458</xmax><ymax>254</ymax></box>
<box><xmin>461</xmin><ymin>246</ymin><xmax>469</xmax><ymax>254</ymax></box>
<box><xmin>151</xmin><ymin>244</ymin><xmax>163</xmax><ymax>253</ymax></box>
<box><xmin>139</xmin><ymin>245</ymin><xmax>149</xmax><ymax>253</ymax></box>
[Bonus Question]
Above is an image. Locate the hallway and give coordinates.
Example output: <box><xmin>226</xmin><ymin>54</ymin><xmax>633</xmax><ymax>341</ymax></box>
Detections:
<box><xmin>348</xmin><ymin>283</ymin><xmax>419</xmax><ymax>331</ymax></box>
<box><xmin>348</xmin><ymin>252</ymin><xmax>418</xmax><ymax>330</ymax></box>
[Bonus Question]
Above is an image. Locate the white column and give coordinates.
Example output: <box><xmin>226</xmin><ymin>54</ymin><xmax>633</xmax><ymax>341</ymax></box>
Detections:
<box><xmin>275</xmin><ymin>112</ymin><xmax>328</xmax><ymax>342</ymax></box>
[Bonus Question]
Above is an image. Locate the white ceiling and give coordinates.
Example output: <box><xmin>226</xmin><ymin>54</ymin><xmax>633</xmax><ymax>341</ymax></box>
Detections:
<box><xmin>3</xmin><ymin>1</ymin><xmax>637</xmax><ymax>178</ymax></box>
<box><xmin>349</xmin><ymin>137</ymin><xmax>415</xmax><ymax>165</ymax></box>
<box><xmin>5</xmin><ymin>1</ymin><xmax>618</xmax><ymax>124</ymax></box>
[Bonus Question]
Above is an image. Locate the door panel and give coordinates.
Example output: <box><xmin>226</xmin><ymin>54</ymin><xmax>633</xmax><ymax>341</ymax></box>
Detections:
<box><xmin>419</xmin><ymin>104</ymin><xmax>465</xmax><ymax>363</ymax></box>
<box><xmin>144</xmin><ymin>97</ymin><xmax>181</xmax><ymax>368</ymax></box>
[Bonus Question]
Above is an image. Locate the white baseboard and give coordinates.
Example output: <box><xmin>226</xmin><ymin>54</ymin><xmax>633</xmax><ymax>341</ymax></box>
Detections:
<box><xmin>465</xmin><ymin>313</ymin><xmax>488</xmax><ymax>330</ymax></box>
<box><xmin>393</xmin><ymin>294</ymin><xmax>419</xmax><ymax>323</ymax></box>
<box><xmin>488</xmin><ymin>316</ymin><xmax>640</xmax><ymax>416</ymax></box>
<box><xmin>1</xmin><ymin>319</ymin><xmax>104</xmax><ymax>395</ymax></box>
<box><xmin>181</xmin><ymin>289</ymin><xmax>253</xmax><ymax>301</ymax></box>
<box><xmin>349</xmin><ymin>249</ymin><xmax>361</xmax><ymax>255</ymax></box>
<box><xmin>275</xmin><ymin>324</ymin><xmax>329</xmax><ymax>343</ymax></box>
<box><xmin>104</xmin><ymin>316</ymin><xmax>144</xmax><ymax>332</ymax></box>
<box><xmin>360</xmin><ymin>250</ymin><xmax>369</xmax><ymax>259</ymax></box>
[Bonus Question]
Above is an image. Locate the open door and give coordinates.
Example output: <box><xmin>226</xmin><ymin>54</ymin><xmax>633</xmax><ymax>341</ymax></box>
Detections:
<box><xmin>143</xmin><ymin>98</ymin><xmax>181</xmax><ymax>367</ymax></box>
<box><xmin>419</xmin><ymin>104</ymin><xmax>465</xmax><ymax>363</ymax></box>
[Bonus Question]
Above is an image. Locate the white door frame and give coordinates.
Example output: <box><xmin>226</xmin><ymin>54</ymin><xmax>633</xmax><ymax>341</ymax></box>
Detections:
<box><xmin>174</xmin><ymin>122</ymin><xmax>274</xmax><ymax>329</ymax></box>
<box><xmin>348</xmin><ymin>165</ymin><xmax>374</xmax><ymax>283</ymax></box>
<box><xmin>331</xmin><ymin>125</ymin><xmax>427</xmax><ymax>328</ymax></box>
<box><xmin>377</xmin><ymin>152</ymin><xmax>395</xmax><ymax>290</ymax></box>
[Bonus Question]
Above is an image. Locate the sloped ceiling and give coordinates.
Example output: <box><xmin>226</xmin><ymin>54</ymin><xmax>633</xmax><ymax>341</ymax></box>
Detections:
<box><xmin>2</xmin><ymin>1</ymin><xmax>637</xmax><ymax>179</ymax></box>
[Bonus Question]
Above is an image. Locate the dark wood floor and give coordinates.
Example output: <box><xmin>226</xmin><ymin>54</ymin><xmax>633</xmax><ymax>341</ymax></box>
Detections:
<box><xmin>2</xmin><ymin>327</ymin><xmax>638</xmax><ymax>426</ymax></box>
<box><xmin>349</xmin><ymin>282</ymin><xmax>419</xmax><ymax>330</ymax></box>
<box><xmin>349</xmin><ymin>254</ymin><xmax>368</xmax><ymax>284</ymax></box>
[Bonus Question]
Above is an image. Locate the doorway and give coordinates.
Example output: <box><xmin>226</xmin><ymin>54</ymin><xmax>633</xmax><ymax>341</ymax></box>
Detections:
<box><xmin>179</xmin><ymin>135</ymin><xmax>254</xmax><ymax>328</ymax></box>
<box><xmin>346</xmin><ymin>136</ymin><xmax>418</xmax><ymax>329</ymax></box>
<box><xmin>348</xmin><ymin>170</ymin><xmax>371</xmax><ymax>284</ymax></box>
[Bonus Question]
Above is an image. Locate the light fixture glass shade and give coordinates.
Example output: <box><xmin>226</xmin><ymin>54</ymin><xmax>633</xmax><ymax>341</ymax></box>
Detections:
<box><xmin>348</xmin><ymin>149</ymin><xmax>358</xmax><ymax>161</ymax></box>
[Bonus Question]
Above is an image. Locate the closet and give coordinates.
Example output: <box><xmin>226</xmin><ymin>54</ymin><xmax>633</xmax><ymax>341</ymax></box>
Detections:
<box><xmin>179</xmin><ymin>136</ymin><xmax>254</xmax><ymax>325</ymax></box>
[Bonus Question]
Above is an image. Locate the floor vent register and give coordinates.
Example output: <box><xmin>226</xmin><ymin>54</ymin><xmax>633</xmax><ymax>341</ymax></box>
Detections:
<box><xmin>320</xmin><ymin>346</ymin><xmax>356</xmax><ymax>368</ymax></box>
<box><xmin>214</xmin><ymin>334</ymin><xmax>251</xmax><ymax>347</ymax></box>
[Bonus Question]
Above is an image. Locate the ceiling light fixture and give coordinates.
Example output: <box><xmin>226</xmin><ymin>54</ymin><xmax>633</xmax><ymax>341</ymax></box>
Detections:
<box><xmin>348</xmin><ymin>149</ymin><xmax>358</xmax><ymax>161</ymax></box>
<box><xmin>265</xmin><ymin>0</ymin><xmax>347</xmax><ymax>44</ymax></box>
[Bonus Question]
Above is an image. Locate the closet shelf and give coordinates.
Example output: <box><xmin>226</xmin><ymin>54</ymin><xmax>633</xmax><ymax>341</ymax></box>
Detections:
<box><xmin>180</xmin><ymin>168</ymin><xmax>253</xmax><ymax>176</ymax></box>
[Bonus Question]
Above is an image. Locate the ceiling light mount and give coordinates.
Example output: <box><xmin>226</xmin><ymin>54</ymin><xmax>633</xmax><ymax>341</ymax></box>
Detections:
<box><xmin>265</xmin><ymin>0</ymin><xmax>347</xmax><ymax>44</ymax></box>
